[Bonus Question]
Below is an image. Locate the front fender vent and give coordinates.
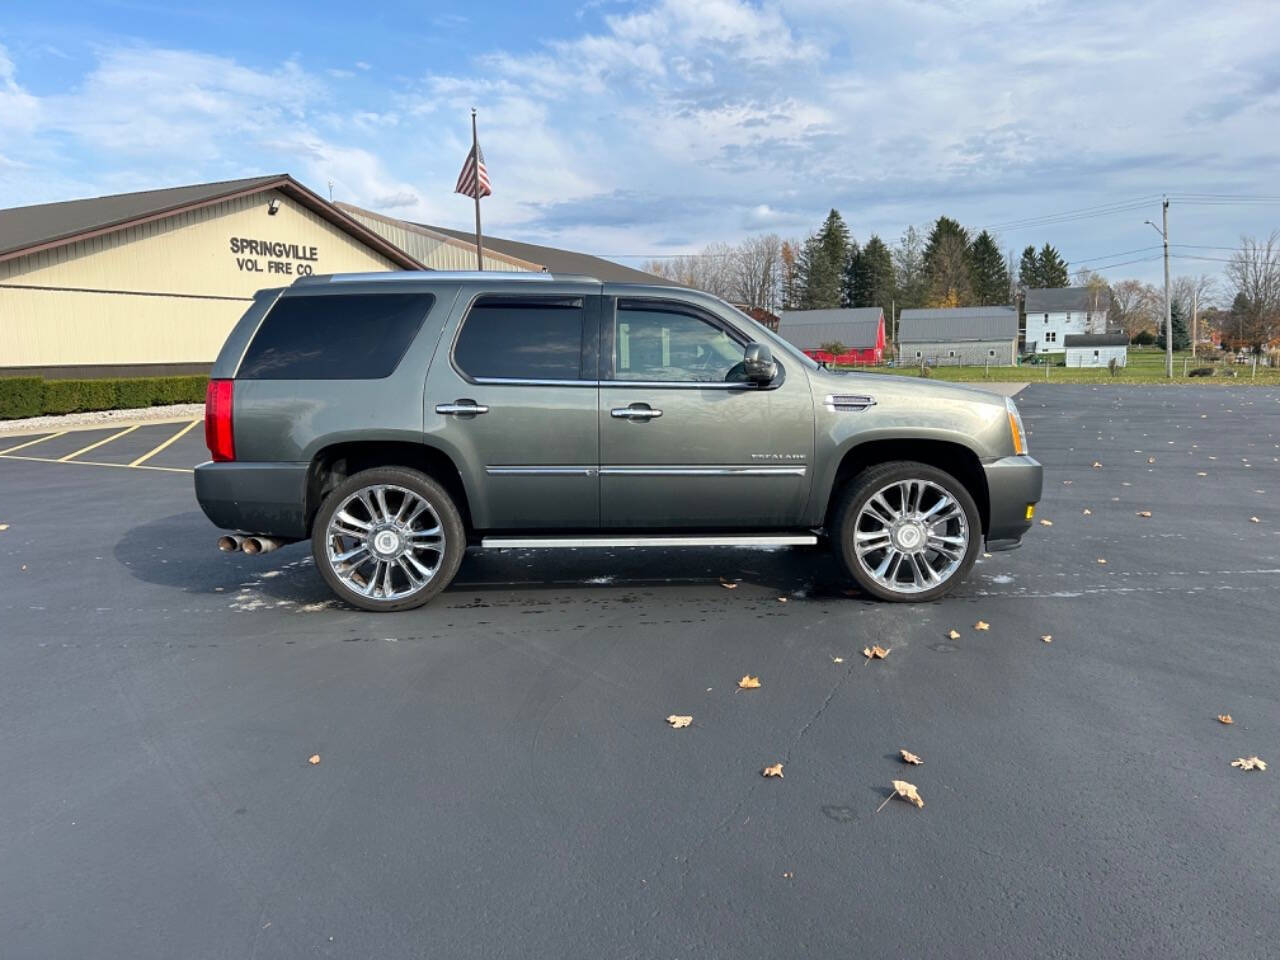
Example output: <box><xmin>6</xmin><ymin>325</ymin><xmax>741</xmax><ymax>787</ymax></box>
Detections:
<box><xmin>824</xmin><ymin>394</ymin><xmax>877</xmax><ymax>411</ymax></box>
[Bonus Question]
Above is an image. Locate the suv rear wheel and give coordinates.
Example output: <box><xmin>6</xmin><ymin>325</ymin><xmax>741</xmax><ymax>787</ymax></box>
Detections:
<box><xmin>832</xmin><ymin>461</ymin><xmax>980</xmax><ymax>602</ymax></box>
<box><xmin>312</xmin><ymin>467</ymin><xmax>465</xmax><ymax>612</ymax></box>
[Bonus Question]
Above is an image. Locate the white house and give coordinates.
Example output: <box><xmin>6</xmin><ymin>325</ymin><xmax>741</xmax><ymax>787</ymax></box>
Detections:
<box><xmin>1064</xmin><ymin>333</ymin><xmax>1128</xmax><ymax>368</ymax></box>
<box><xmin>1025</xmin><ymin>286</ymin><xmax>1111</xmax><ymax>355</ymax></box>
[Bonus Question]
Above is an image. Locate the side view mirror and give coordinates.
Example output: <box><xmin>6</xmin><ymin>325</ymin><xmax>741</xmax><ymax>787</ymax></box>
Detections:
<box><xmin>742</xmin><ymin>342</ymin><xmax>777</xmax><ymax>384</ymax></box>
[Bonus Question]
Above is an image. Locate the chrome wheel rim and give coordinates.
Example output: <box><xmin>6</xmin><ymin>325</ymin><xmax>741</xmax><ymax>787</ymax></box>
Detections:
<box><xmin>853</xmin><ymin>479</ymin><xmax>968</xmax><ymax>595</ymax></box>
<box><xmin>325</xmin><ymin>484</ymin><xmax>445</xmax><ymax>602</ymax></box>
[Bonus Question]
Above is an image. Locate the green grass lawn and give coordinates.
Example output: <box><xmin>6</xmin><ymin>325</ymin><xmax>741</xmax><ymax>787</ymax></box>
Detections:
<box><xmin>840</xmin><ymin>350</ymin><xmax>1280</xmax><ymax>385</ymax></box>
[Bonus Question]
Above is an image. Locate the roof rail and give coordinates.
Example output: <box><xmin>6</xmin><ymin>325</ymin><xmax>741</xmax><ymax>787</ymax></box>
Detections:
<box><xmin>292</xmin><ymin>270</ymin><xmax>601</xmax><ymax>286</ymax></box>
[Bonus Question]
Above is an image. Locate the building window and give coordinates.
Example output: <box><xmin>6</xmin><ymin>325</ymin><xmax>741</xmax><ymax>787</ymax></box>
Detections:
<box><xmin>948</xmin><ymin>350</ymin><xmax>955</xmax><ymax>358</ymax></box>
<box><xmin>989</xmin><ymin>349</ymin><xmax>996</xmax><ymax>357</ymax></box>
<box><xmin>915</xmin><ymin>351</ymin><xmax>922</xmax><ymax>359</ymax></box>
<box><xmin>1044</xmin><ymin>314</ymin><xmax>1049</xmax><ymax>322</ymax></box>
<box><xmin>1094</xmin><ymin>350</ymin><xmax>1100</xmax><ymax>357</ymax></box>
<box><xmin>1045</xmin><ymin>331</ymin><xmax>1057</xmax><ymax>344</ymax></box>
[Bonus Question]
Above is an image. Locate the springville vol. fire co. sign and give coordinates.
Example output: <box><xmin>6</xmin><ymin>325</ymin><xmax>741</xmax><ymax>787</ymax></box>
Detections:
<box><xmin>229</xmin><ymin>237</ymin><xmax>320</xmax><ymax>276</ymax></box>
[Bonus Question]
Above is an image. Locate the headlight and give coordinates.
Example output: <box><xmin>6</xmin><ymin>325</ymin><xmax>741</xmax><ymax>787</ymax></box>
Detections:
<box><xmin>1006</xmin><ymin>397</ymin><xmax>1028</xmax><ymax>456</ymax></box>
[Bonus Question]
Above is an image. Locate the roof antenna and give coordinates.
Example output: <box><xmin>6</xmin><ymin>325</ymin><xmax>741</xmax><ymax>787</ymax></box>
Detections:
<box><xmin>327</xmin><ymin>179</ymin><xmax>334</xmax><ymax>202</ymax></box>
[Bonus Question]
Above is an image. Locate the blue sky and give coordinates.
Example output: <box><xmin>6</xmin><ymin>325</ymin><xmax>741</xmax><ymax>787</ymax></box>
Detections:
<box><xmin>2</xmin><ymin>0</ymin><xmax>1278</xmax><ymax>286</ymax></box>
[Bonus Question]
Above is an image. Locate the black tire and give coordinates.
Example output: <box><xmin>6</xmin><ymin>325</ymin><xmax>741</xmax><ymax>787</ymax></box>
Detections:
<box><xmin>830</xmin><ymin>460</ymin><xmax>981</xmax><ymax>602</ymax></box>
<box><xmin>311</xmin><ymin>467</ymin><xmax>465</xmax><ymax>612</ymax></box>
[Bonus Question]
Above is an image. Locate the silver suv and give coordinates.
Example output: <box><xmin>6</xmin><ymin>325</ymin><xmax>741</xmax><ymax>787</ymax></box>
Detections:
<box><xmin>195</xmin><ymin>272</ymin><xmax>1042</xmax><ymax>611</ymax></box>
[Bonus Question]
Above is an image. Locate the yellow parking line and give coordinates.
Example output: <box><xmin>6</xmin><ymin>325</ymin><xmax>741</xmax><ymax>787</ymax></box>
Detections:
<box><xmin>58</xmin><ymin>424</ymin><xmax>142</xmax><ymax>461</ymax></box>
<box><xmin>0</xmin><ymin>430</ymin><xmax>67</xmax><ymax>455</ymax></box>
<box><xmin>130</xmin><ymin>419</ymin><xmax>200</xmax><ymax>467</ymax></box>
<box><xmin>0</xmin><ymin>453</ymin><xmax>192</xmax><ymax>474</ymax></box>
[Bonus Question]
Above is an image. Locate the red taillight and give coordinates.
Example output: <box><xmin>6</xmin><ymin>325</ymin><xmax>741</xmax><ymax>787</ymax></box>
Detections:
<box><xmin>205</xmin><ymin>379</ymin><xmax>235</xmax><ymax>462</ymax></box>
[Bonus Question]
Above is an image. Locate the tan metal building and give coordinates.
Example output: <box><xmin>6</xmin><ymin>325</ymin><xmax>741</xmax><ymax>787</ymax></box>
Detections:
<box><xmin>0</xmin><ymin>175</ymin><xmax>423</xmax><ymax>377</ymax></box>
<box><xmin>1</xmin><ymin>175</ymin><xmax>671</xmax><ymax>378</ymax></box>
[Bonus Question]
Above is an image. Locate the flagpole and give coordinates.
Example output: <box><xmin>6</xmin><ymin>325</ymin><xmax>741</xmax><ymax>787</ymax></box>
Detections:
<box><xmin>471</xmin><ymin>108</ymin><xmax>483</xmax><ymax>271</ymax></box>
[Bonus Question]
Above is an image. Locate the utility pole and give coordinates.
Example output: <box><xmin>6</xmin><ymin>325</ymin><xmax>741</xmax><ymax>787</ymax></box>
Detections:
<box><xmin>1144</xmin><ymin>198</ymin><xmax>1173</xmax><ymax>378</ymax></box>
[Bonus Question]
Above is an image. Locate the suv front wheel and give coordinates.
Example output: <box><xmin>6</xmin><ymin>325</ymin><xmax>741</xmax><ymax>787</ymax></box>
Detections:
<box><xmin>312</xmin><ymin>467</ymin><xmax>465</xmax><ymax>612</ymax></box>
<box><xmin>832</xmin><ymin>461</ymin><xmax>981</xmax><ymax>602</ymax></box>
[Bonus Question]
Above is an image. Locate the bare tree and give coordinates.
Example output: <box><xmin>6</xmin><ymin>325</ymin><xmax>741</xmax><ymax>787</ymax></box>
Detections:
<box><xmin>729</xmin><ymin>234</ymin><xmax>782</xmax><ymax>312</ymax></box>
<box><xmin>1109</xmin><ymin>278</ymin><xmax>1159</xmax><ymax>340</ymax></box>
<box><xmin>1226</xmin><ymin>232</ymin><xmax>1280</xmax><ymax>347</ymax></box>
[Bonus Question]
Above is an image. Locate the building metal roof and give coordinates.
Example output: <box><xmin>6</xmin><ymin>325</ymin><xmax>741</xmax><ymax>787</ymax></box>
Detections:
<box><xmin>419</xmin><ymin>222</ymin><xmax>678</xmax><ymax>285</ymax></box>
<box><xmin>1064</xmin><ymin>333</ymin><xmax>1129</xmax><ymax>348</ymax></box>
<box><xmin>336</xmin><ymin>203</ymin><xmax>541</xmax><ymax>273</ymax></box>
<box><xmin>0</xmin><ymin>175</ymin><xmax>425</xmax><ymax>269</ymax></box>
<box><xmin>897</xmin><ymin>306</ymin><xmax>1018</xmax><ymax>342</ymax></box>
<box><xmin>1026</xmin><ymin>286</ymin><xmax>1112</xmax><ymax>313</ymax></box>
<box><xmin>777</xmin><ymin>307</ymin><xmax>884</xmax><ymax>350</ymax></box>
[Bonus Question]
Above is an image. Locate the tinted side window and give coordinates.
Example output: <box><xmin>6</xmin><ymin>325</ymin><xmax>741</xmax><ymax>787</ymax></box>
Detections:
<box><xmin>454</xmin><ymin>297</ymin><xmax>584</xmax><ymax>380</ymax></box>
<box><xmin>238</xmin><ymin>293</ymin><xmax>433</xmax><ymax>380</ymax></box>
<box><xmin>613</xmin><ymin>302</ymin><xmax>744</xmax><ymax>382</ymax></box>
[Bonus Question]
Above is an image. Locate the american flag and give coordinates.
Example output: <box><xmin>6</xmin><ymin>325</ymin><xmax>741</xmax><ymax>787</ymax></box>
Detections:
<box><xmin>454</xmin><ymin>141</ymin><xmax>491</xmax><ymax>199</ymax></box>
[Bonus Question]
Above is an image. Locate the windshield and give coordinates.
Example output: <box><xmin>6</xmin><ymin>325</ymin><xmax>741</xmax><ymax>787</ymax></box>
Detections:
<box><xmin>718</xmin><ymin>299</ymin><xmax>820</xmax><ymax>370</ymax></box>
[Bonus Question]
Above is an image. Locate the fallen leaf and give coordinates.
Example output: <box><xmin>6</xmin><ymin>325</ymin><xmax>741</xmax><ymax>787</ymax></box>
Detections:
<box><xmin>781</xmin><ymin>871</ymin><xmax>794</xmax><ymax>879</ymax></box>
<box><xmin>0</xmin><ymin>523</ymin><xmax>9</xmax><ymax>531</ymax></box>
<box><xmin>974</xmin><ymin>620</ymin><xmax>990</xmax><ymax>631</ymax></box>
<box><xmin>1147</xmin><ymin>457</ymin><xmax>1156</xmax><ymax>464</ymax></box>
<box><xmin>738</xmin><ymin>675</ymin><xmax>761</xmax><ymax>689</ymax></box>
<box><xmin>1249</xmin><ymin>516</ymin><xmax>1261</xmax><ymax>523</ymax></box>
<box><xmin>1063</xmin><ymin>480</ymin><xmax>1073</xmax><ymax>485</ymax></box>
<box><xmin>1217</xmin><ymin>714</ymin><xmax>1234</xmax><ymax>725</ymax></box>
<box><xmin>1082</xmin><ymin>508</ymin><xmax>1092</xmax><ymax>516</ymax></box>
<box><xmin>720</xmin><ymin>580</ymin><xmax>739</xmax><ymax>590</ymax></box>
<box><xmin>947</xmin><ymin>629</ymin><xmax>961</xmax><ymax>640</ymax></box>
<box><xmin>666</xmin><ymin>715</ymin><xmax>693</xmax><ymax>729</ymax></box>
<box><xmin>1196</xmin><ymin>471</ymin><xmax>1208</xmax><ymax>477</ymax></box>
<box><xmin>308</xmin><ymin>754</ymin><xmax>320</xmax><ymax>765</ymax></box>
<box><xmin>900</xmin><ymin>749</ymin><xmax>923</xmax><ymax>765</ymax></box>
<box><xmin>831</xmin><ymin>656</ymin><xmax>845</xmax><ymax>664</ymax></box>
<box><xmin>776</xmin><ymin>596</ymin><xmax>788</xmax><ymax>603</ymax></box>
<box><xmin>1136</xmin><ymin>511</ymin><xmax>1152</xmax><ymax>518</ymax></box>
<box><xmin>862</xmin><ymin>645</ymin><xmax>890</xmax><ymax>660</ymax></box>
<box><xmin>1097</xmin><ymin>558</ymin><xmax>1108</xmax><ymax>565</ymax></box>
<box><xmin>762</xmin><ymin>762</ymin><xmax>784</xmax><ymax>778</ymax></box>
<box><xmin>1092</xmin><ymin>461</ymin><xmax>1103</xmax><ymax>469</ymax></box>
<box><xmin>1039</xmin><ymin>519</ymin><xmax>1053</xmax><ymax>527</ymax></box>
<box><xmin>1231</xmin><ymin>756</ymin><xmax>1266</xmax><ymax>771</ymax></box>
<box><xmin>1041</xmin><ymin>635</ymin><xmax>1052</xmax><ymax>643</ymax></box>
<box><xmin>877</xmin><ymin>779</ymin><xmax>924</xmax><ymax>812</ymax></box>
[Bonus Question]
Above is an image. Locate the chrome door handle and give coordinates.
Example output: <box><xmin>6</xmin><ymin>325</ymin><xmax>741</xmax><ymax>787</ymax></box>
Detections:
<box><xmin>436</xmin><ymin>401</ymin><xmax>489</xmax><ymax>415</ymax></box>
<box><xmin>611</xmin><ymin>406</ymin><xmax>663</xmax><ymax>420</ymax></box>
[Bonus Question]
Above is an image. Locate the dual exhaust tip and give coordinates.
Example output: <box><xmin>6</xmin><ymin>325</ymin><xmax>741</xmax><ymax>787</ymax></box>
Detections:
<box><xmin>217</xmin><ymin>534</ymin><xmax>284</xmax><ymax>555</ymax></box>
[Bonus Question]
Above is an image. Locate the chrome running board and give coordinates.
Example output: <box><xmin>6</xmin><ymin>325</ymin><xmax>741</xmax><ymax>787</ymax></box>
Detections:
<box><xmin>481</xmin><ymin>534</ymin><xmax>818</xmax><ymax>549</ymax></box>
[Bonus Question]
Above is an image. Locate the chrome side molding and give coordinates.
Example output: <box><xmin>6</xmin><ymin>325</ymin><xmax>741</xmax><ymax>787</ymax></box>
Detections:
<box><xmin>481</xmin><ymin>533</ymin><xmax>820</xmax><ymax>549</ymax></box>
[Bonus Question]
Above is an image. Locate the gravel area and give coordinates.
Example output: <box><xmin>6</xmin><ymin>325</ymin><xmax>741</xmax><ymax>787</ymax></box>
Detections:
<box><xmin>0</xmin><ymin>403</ymin><xmax>204</xmax><ymax>435</ymax></box>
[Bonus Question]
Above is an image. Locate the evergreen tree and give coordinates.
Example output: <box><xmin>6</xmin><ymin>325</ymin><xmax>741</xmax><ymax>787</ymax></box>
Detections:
<box><xmin>922</xmin><ymin>216</ymin><xmax>972</xmax><ymax>305</ymax></box>
<box><xmin>799</xmin><ymin>210</ymin><xmax>850</xmax><ymax>309</ymax></box>
<box><xmin>1018</xmin><ymin>245</ymin><xmax>1040</xmax><ymax>290</ymax></box>
<box><xmin>1156</xmin><ymin>298</ymin><xmax>1191</xmax><ymax>351</ymax></box>
<box><xmin>852</xmin><ymin>234</ymin><xmax>895</xmax><ymax>311</ymax></box>
<box><xmin>1037</xmin><ymin>243</ymin><xmax>1070</xmax><ymax>287</ymax></box>
<box><xmin>968</xmin><ymin>230</ymin><xmax>1010</xmax><ymax>305</ymax></box>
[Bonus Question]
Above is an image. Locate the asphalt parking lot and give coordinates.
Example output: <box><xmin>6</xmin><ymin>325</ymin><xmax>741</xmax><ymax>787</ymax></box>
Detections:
<box><xmin>2</xmin><ymin>385</ymin><xmax>1277</xmax><ymax>959</ymax></box>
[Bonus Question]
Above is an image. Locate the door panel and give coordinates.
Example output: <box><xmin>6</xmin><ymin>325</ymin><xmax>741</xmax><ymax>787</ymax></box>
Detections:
<box><xmin>598</xmin><ymin>298</ymin><xmax>814</xmax><ymax>529</ymax></box>
<box><xmin>424</xmin><ymin>287</ymin><xmax>600</xmax><ymax>530</ymax></box>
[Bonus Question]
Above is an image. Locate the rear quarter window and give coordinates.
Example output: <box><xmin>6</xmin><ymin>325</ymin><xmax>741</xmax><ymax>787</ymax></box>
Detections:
<box><xmin>237</xmin><ymin>292</ymin><xmax>434</xmax><ymax>379</ymax></box>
